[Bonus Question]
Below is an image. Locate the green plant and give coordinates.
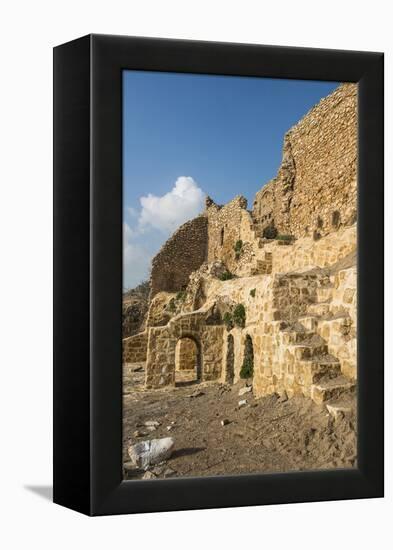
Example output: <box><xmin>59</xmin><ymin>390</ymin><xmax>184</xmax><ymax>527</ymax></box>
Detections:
<box><xmin>234</xmin><ymin>240</ymin><xmax>243</xmax><ymax>259</ymax></box>
<box><xmin>219</xmin><ymin>271</ymin><xmax>235</xmax><ymax>281</ymax></box>
<box><xmin>176</xmin><ymin>290</ymin><xmax>187</xmax><ymax>301</ymax></box>
<box><xmin>240</xmin><ymin>357</ymin><xmax>254</xmax><ymax>379</ymax></box>
<box><xmin>263</xmin><ymin>225</ymin><xmax>278</xmax><ymax>239</ymax></box>
<box><xmin>167</xmin><ymin>298</ymin><xmax>176</xmax><ymax>312</ymax></box>
<box><xmin>234</xmin><ymin>240</ymin><xmax>243</xmax><ymax>252</ymax></box>
<box><xmin>233</xmin><ymin>303</ymin><xmax>246</xmax><ymax>328</ymax></box>
<box><xmin>223</xmin><ymin>312</ymin><xmax>234</xmax><ymax>331</ymax></box>
<box><xmin>240</xmin><ymin>335</ymin><xmax>254</xmax><ymax>379</ymax></box>
<box><xmin>250</xmin><ymin>288</ymin><xmax>256</xmax><ymax>298</ymax></box>
<box><xmin>276</xmin><ymin>234</ymin><xmax>294</xmax><ymax>242</ymax></box>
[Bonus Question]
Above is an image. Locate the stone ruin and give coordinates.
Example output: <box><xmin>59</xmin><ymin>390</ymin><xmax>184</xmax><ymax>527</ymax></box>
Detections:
<box><xmin>123</xmin><ymin>83</ymin><xmax>358</xmax><ymax>412</ymax></box>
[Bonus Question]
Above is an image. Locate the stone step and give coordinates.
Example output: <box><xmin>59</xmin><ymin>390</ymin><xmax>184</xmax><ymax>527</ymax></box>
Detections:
<box><xmin>308</xmin><ymin>302</ymin><xmax>331</xmax><ymax>316</ymax></box>
<box><xmin>298</xmin><ymin>315</ymin><xmax>319</xmax><ymax>331</ymax></box>
<box><xmin>281</xmin><ymin>329</ymin><xmax>314</xmax><ymax>345</ymax></box>
<box><xmin>316</xmin><ymin>286</ymin><xmax>333</xmax><ymax>303</ymax></box>
<box><xmin>326</xmin><ymin>395</ymin><xmax>356</xmax><ymax>419</ymax></box>
<box><xmin>311</xmin><ymin>375</ymin><xmax>355</xmax><ymax>404</ymax></box>
<box><xmin>317</xmin><ymin>315</ymin><xmax>353</xmax><ymax>341</ymax></box>
<box><xmin>289</xmin><ymin>339</ymin><xmax>328</xmax><ymax>360</ymax></box>
<box><xmin>295</xmin><ymin>357</ymin><xmax>341</xmax><ymax>386</ymax></box>
<box><xmin>251</xmin><ymin>260</ymin><xmax>272</xmax><ymax>275</ymax></box>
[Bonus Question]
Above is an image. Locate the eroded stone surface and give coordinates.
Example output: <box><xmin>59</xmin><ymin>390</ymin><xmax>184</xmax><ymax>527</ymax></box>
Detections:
<box><xmin>123</xmin><ymin>83</ymin><xmax>357</xmax><ymax>407</ymax></box>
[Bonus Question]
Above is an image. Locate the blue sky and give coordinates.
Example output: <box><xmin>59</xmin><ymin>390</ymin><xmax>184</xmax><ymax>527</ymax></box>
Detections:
<box><xmin>123</xmin><ymin>71</ymin><xmax>339</xmax><ymax>289</ymax></box>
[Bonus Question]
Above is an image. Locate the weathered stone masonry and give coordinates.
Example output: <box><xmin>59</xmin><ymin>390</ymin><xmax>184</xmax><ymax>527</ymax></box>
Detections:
<box><xmin>150</xmin><ymin>216</ymin><xmax>208</xmax><ymax>297</ymax></box>
<box><xmin>252</xmin><ymin>84</ymin><xmax>357</xmax><ymax>239</ymax></box>
<box><xmin>123</xmin><ymin>83</ymin><xmax>358</xmax><ymax>408</ymax></box>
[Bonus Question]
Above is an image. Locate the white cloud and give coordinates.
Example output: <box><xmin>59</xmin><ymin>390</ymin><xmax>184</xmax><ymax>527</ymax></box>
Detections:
<box><xmin>123</xmin><ymin>176</ymin><xmax>206</xmax><ymax>289</ymax></box>
<box><xmin>126</xmin><ymin>206</ymin><xmax>138</xmax><ymax>218</ymax></box>
<box><xmin>138</xmin><ymin>176</ymin><xmax>205</xmax><ymax>234</ymax></box>
<box><xmin>123</xmin><ymin>222</ymin><xmax>134</xmax><ymax>241</ymax></box>
<box><xmin>123</xmin><ymin>222</ymin><xmax>152</xmax><ymax>289</ymax></box>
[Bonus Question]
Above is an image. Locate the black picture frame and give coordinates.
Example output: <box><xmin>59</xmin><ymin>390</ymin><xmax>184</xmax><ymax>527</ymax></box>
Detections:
<box><xmin>53</xmin><ymin>34</ymin><xmax>384</xmax><ymax>516</ymax></box>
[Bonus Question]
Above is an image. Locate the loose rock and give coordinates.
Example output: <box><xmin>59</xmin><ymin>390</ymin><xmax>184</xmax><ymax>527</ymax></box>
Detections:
<box><xmin>133</xmin><ymin>429</ymin><xmax>147</xmax><ymax>438</ymax></box>
<box><xmin>142</xmin><ymin>470</ymin><xmax>156</xmax><ymax>480</ymax></box>
<box><xmin>238</xmin><ymin>386</ymin><xmax>252</xmax><ymax>396</ymax></box>
<box><xmin>186</xmin><ymin>390</ymin><xmax>204</xmax><ymax>399</ymax></box>
<box><xmin>128</xmin><ymin>437</ymin><xmax>175</xmax><ymax>470</ymax></box>
<box><xmin>144</xmin><ymin>420</ymin><xmax>161</xmax><ymax>427</ymax></box>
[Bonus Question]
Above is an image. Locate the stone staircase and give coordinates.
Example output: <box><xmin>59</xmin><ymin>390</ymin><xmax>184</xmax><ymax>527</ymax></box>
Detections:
<box><xmin>251</xmin><ymin>251</ymin><xmax>272</xmax><ymax>275</ymax></box>
<box><xmin>278</xmin><ymin>279</ymin><xmax>356</xmax><ymax>417</ymax></box>
<box><xmin>248</xmin><ymin>218</ymin><xmax>294</xmax><ymax>276</ymax></box>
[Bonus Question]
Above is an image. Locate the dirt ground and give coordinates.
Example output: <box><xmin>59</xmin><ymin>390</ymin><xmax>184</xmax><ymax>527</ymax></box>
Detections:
<box><xmin>123</xmin><ymin>363</ymin><xmax>357</xmax><ymax>480</ymax></box>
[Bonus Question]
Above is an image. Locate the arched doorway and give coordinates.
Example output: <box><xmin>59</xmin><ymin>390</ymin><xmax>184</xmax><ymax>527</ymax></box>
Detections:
<box><xmin>225</xmin><ymin>334</ymin><xmax>234</xmax><ymax>384</ymax></box>
<box><xmin>240</xmin><ymin>334</ymin><xmax>254</xmax><ymax>380</ymax></box>
<box><xmin>175</xmin><ymin>336</ymin><xmax>201</xmax><ymax>386</ymax></box>
<box><xmin>332</xmin><ymin>210</ymin><xmax>341</xmax><ymax>228</ymax></box>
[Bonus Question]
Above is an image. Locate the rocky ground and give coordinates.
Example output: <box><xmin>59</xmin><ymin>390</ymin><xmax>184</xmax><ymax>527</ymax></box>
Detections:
<box><xmin>123</xmin><ymin>363</ymin><xmax>357</xmax><ymax>480</ymax></box>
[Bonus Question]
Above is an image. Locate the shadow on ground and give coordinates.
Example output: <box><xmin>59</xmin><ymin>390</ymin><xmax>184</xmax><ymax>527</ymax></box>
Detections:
<box><xmin>171</xmin><ymin>447</ymin><xmax>205</xmax><ymax>459</ymax></box>
<box><xmin>24</xmin><ymin>485</ymin><xmax>52</xmax><ymax>501</ymax></box>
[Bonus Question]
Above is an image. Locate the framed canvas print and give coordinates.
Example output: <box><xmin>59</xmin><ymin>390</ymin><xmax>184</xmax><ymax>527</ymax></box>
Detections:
<box><xmin>53</xmin><ymin>34</ymin><xmax>384</xmax><ymax>516</ymax></box>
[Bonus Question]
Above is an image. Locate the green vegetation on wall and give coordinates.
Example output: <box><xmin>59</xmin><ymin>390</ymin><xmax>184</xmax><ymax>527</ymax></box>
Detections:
<box><xmin>240</xmin><ymin>334</ymin><xmax>254</xmax><ymax>379</ymax></box>
<box><xmin>234</xmin><ymin>239</ymin><xmax>243</xmax><ymax>259</ymax></box>
<box><xmin>219</xmin><ymin>271</ymin><xmax>235</xmax><ymax>281</ymax></box>
<box><xmin>233</xmin><ymin>303</ymin><xmax>246</xmax><ymax>328</ymax></box>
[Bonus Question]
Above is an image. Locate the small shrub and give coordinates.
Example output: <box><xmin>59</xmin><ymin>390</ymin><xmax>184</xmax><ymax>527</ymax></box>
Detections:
<box><xmin>176</xmin><ymin>290</ymin><xmax>187</xmax><ymax>301</ymax></box>
<box><xmin>234</xmin><ymin>240</ymin><xmax>243</xmax><ymax>251</ymax></box>
<box><xmin>219</xmin><ymin>271</ymin><xmax>235</xmax><ymax>281</ymax></box>
<box><xmin>234</xmin><ymin>240</ymin><xmax>243</xmax><ymax>259</ymax></box>
<box><xmin>240</xmin><ymin>335</ymin><xmax>254</xmax><ymax>379</ymax></box>
<box><xmin>233</xmin><ymin>304</ymin><xmax>246</xmax><ymax>328</ymax></box>
<box><xmin>240</xmin><ymin>357</ymin><xmax>254</xmax><ymax>379</ymax></box>
<box><xmin>276</xmin><ymin>234</ymin><xmax>294</xmax><ymax>242</ymax></box>
<box><xmin>250</xmin><ymin>288</ymin><xmax>256</xmax><ymax>298</ymax></box>
<box><xmin>263</xmin><ymin>225</ymin><xmax>278</xmax><ymax>239</ymax></box>
<box><xmin>167</xmin><ymin>298</ymin><xmax>176</xmax><ymax>312</ymax></box>
<box><xmin>223</xmin><ymin>312</ymin><xmax>234</xmax><ymax>331</ymax></box>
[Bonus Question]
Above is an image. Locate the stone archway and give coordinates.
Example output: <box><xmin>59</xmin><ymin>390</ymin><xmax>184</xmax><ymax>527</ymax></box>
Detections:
<box><xmin>175</xmin><ymin>335</ymin><xmax>201</xmax><ymax>386</ymax></box>
<box><xmin>145</xmin><ymin>311</ymin><xmax>224</xmax><ymax>389</ymax></box>
<box><xmin>225</xmin><ymin>334</ymin><xmax>235</xmax><ymax>384</ymax></box>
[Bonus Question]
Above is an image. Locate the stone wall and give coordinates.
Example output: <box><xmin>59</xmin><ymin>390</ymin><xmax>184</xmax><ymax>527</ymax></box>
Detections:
<box><xmin>268</xmin><ymin>225</ymin><xmax>356</xmax><ymax>274</ymax></box>
<box><xmin>150</xmin><ymin>215</ymin><xmax>208</xmax><ymax>297</ymax></box>
<box><xmin>205</xmin><ymin>195</ymin><xmax>249</xmax><ymax>273</ymax></box>
<box><xmin>123</xmin><ymin>83</ymin><xmax>357</xmax><ymax>403</ymax></box>
<box><xmin>316</xmin><ymin>266</ymin><xmax>357</xmax><ymax>379</ymax></box>
<box><xmin>145</xmin><ymin>291</ymin><xmax>175</xmax><ymax>327</ymax></box>
<box><xmin>123</xmin><ymin>331</ymin><xmax>148</xmax><ymax>363</ymax></box>
<box><xmin>145</xmin><ymin>311</ymin><xmax>224</xmax><ymax>388</ymax></box>
<box><xmin>252</xmin><ymin>83</ymin><xmax>357</xmax><ymax>239</ymax></box>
